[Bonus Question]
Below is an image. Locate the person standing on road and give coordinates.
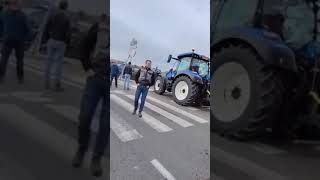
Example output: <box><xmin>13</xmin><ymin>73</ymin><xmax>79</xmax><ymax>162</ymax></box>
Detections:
<box><xmin>0</xmin><ymin>0</ymin><xmax>31</xmax><ymax>84</ymax></box>
<box><xmin>44</xmin><ymin>0</ymin><xmax>71</xmax><ymax>91</ymax></box>
<box><xmin>132</xmin><ymin>59</ymin><xmax>156</xmax><ymax>118</ymax></box>
<box><xmin>110</xmin><ymin>61</ymin><xmax>119</xmax><ymax>88</ymax></box>
<box><xmin>123</xmin><ymin>61</ymin><xmax>132</xmax><ymax>90</ymax></box>
<box><xmin>72</xmin><ymin>14</ymin><xmax>109</xmax><ymax>177</ymax></box>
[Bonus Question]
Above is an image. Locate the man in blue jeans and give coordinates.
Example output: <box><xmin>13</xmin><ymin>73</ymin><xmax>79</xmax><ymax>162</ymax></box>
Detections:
<box><xmin>44</xmin><ymin>0</ymin><xmax>71</xmax><ymax>91</ymax></box>
<box><xmin>132</xmin><ymin>59</ymin><xmax>156</xmax><ymax>118</ymax></box>
<box><xmin>110</xmin><ymin>61</ymin><xmax>119</xmax><ymax>88</ymax></box>
<box><xmin>72</xmin><ymin>14</ymin><xmax>109</xmax><ymax>177</ymax></box>
<box><xmin>123</xmin><ymin>61</ymin><xmax>133</xmax><ymax>90</ymax></box>
<box><xmin>0</xmin><ymin>0</ymin><xmax>31</xmax><ymax>84</ymax></box>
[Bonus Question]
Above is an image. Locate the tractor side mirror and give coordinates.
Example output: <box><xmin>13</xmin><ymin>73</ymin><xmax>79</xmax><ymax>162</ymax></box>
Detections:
<box><xmin>167</xmin><ymin>54</ymin><xmax>172</xmax><ymax>63</ymax></box>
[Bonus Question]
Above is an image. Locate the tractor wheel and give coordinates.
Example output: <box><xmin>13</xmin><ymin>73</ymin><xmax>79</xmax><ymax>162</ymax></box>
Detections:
<box><xmin>211</xmin><ymin>44</ymin><xmax>283</xmax><ymax>140</ymax></box>
<box><xmin>172</xmin><ymin>76</ymin><xmax>201</xmax><ymax>106</ymax></box>
<box><xmin>154</xmin><ymin>76</ymin><xmax>166</xmax><ymax>95</ymax></box>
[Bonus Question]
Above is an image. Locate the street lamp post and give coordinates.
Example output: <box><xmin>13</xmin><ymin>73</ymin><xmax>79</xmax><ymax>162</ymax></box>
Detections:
<box><xmin>120</xmin><ymin>38</ymin><xmax>137</xmax><ymax>79</ymax></box>
<box><xmin>29</xmin><ymin>0</ymin><xmax>56</xmax><ymax>55</ymax></box>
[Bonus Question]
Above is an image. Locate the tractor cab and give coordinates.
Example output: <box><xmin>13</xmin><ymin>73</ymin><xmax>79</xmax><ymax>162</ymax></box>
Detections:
<box><xmin>153</xmin><ymin>50</ymin><xmax>210</xmax><ymax>106</ymax></box>
<box><xmin>166</xmin><ymin>51</ymin><xmax>210</xmax><ymax>82</ymax></box>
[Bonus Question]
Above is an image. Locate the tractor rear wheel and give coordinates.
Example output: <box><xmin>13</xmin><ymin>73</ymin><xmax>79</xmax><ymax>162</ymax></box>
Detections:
<box><xmin>211</xmin><ymin>44</ymin><xmax>284</xmax><ymax>140</ymax></box>
<box><xmin>154</xmin><ymin>76</ymin><xmax>166</xmax><ymax>95</ymax></box>
<box><xmin>172</xmin><ymin>76</ymin><xmax>201</xmax><ymax>106</ymax></box>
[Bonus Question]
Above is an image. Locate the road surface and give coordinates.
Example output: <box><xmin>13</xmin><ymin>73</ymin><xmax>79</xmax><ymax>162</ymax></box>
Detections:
<box><xmin>109</xmin><ymin>80</ymin><xmax>210</xmax><ymax>180</ymax></box>
<box><xmin>0</xmin><ymin>59</ymin><xmax>107</xmax><ymax>179</ymax></box>
<box><xmin>0</xmin><ymin>56</ymin><xmax>211</xmax><ymax>180</ymax></box>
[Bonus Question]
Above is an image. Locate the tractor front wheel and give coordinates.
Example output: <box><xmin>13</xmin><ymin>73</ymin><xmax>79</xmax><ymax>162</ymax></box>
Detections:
<box><xmin>172</xmin><ymin>76</ymin><xmax>201</xmax><ymax>106</ymax></box>
<box><xmin>154</xmin><ymin>76</ymin><xmax>166</xmax><ymax>95</ymax></box>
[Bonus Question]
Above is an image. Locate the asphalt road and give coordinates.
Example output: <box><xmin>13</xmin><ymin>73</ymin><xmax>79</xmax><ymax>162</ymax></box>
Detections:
<box><xmin>0</xmin><ymin>57</ymin><xmax>211</xmax><ymax>180</ymax></box>
<box><xmin>0</xmin><ymin>62</ymin><xmax>107</xmax><ymax>180</ymax></box>
<box><xmin>109</xmin><ymin>80</ymin><xmax>210</xmax><ymax>179</ymax></box>
<box><xmin>212</xmin><ymin>128</ymin><xmax>320</xmax><ymax>180</ymax></box>
<box><xmin>2</xmin><ymin>57</ymin><xmax>319</xmax><ymax>180</ymax></box>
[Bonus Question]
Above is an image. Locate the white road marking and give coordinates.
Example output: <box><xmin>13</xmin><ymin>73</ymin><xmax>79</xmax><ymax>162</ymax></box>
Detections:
<box><xmin>45</xmin><ymin>104</ymin><xmax>99</xmax><ymax>132</ymax></box>
<box><xmin>314</xmin><ymin>146</ymin><xmax>320</xmax><ymax>151</ymax></box>
<box><xmin>113</xmin><ymin>89</ymin><xmax>208</xmax><ymax>124</ymax></box>
<box><xmin>111</xmin><ymin>111</ymin><xmax>143</xmax><ymax>142</ymax></box>
<box><xmin>148</xmin><ymin>95</ymin><xmax>208</xmax><ymax>124</ymax></box>
<box><xmin>0</xmin><ymin>104</ymin><xmax>83</xmax><ymax>163</ymax></box>
<box><xmin>212</xmin><ymin>147</ymin><xmax>289</xmax><ymax>180</ymax></box>
<box><xmin>250</xmin><ymin>143</ymin><xmax>287</xmax><ymax>155</ymax></box>
<box><xmin>126</xmin><ymin>94</ymin><xmax>193</xmax><ymax>128</ymax></box>
<box><xmin>151</xmin><ymin>159</ymin><xmax>176</xmax><ymax>180</ymax></box>
<box><xmin>212</xmin><ymin>173</ymin><xmax>226</xmax><ymax>180</ymax></box>
<box><xmin>0</xmin><ymin>93</ymin><xmax>9</xmax><ymax>98</ymax></box>
<box><xmin>11</xmin><ymin>91</ymin><xmax>53</xmax><ymax>103</ymax></box>
<box><xmin>22</xmin><ymin>63</ymin><xmax>84</xmax><ymax>89</ymax></box>
<box><xmin>187</xmin><ymin>107</ymin><xmax>199</xmax><ymax>111</ymax></box>
<box><xmin>110</xmin><ymin>94</ymin><xmax>172</xmax><ymax>132</ymax></box>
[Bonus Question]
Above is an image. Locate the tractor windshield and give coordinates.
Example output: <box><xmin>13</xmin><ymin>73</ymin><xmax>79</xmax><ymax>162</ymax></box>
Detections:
<box><xmin>214</xmin><ymin>0</ymin><xmax>259</xmax><ymax>34</ymax></box>
<box><xmin>263</xmin><ymin>0</ymin><xmax>320</xmax><ymax>48</ymax></box>
<box><xmin>191</xmin><ymin>59</ymin><xmax>209</xmax><ymax>77</ymax></box>
<box><xmin>282</xmin><ymin>0</ymin><xmax>320</xmax><ymax>48</ymax></box>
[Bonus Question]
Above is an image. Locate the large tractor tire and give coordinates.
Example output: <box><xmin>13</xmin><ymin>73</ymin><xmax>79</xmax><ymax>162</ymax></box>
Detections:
<box><xmin>154</xmin><ymin>76</ymin><xmax>166</xmax><ymax>95</ymax></box>
<box><xmin>211</xmin><ymin>44</ymin><xmax>284</xmax><ymax>140</ymax></box>
<box><xmin>172</xmin><ymin>76</ymin><xmax>202</xmax><ymax>106</ymax></box>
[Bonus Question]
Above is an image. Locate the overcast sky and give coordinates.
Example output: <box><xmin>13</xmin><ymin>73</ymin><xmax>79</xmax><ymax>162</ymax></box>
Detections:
<box><xmin>110</xmin><ymin>0</ymin><xmax>210</xmax><ymax>70</ymax></box>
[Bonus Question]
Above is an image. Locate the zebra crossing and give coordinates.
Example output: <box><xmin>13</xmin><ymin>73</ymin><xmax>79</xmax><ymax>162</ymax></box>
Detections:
<box><xmin>110</xmin><ymin>89</ymin><xmax>210</xmax><ymax>142</ymax></box>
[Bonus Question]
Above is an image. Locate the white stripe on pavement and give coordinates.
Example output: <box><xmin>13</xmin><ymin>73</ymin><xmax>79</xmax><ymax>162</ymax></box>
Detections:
<box><xmin>11</xmin><ymin>91</ymin><xmax>53</xmax><ymax>103</ymax></box>
<box><xmin>0</xmin><ymin>93</ymin><xmax>9</xmax><ymax>98</ymax></box>
<box><xmin>126</xmin><ymin>94</ymin><xmax>193</xmax><ymax>128</ymax></box>
<box><xmin>149</xmin><ymin>96</ymin><xmax>208</xmax><ymax>123</ymax></box>
<box><xmin>151</xmin><ymin>159</ymin><xmax>176</xmax><ymax>180</ymax></box>
<box><xmin>112</xmin><ymin>89</ymin><xmax>208</xmax><ymax>124</ymax></box>
<box><xmin>45</xmin><ymin>104</ymin><xmax>99</xmax><ymax>132</ymax></box>
<box><xmin>110</xmin><ymin>94</ymin><xmax>172</xmax><ymax>133</ymax></box>
<box><xmin>250</xmin><ymin>143</ymin><xmax>287</xmax><ymax>155</ymax></box>
<box><xmin>212</xmin><ymin>173</ymin><xmax>226</xmax><ymax>180</ymax></box>
<box><xmin>22</xmin><ymin>63</ymin><xmax>84</xmax><ymax>89</ymax></box>
<box><xmin>212</xmin><ymin>147</ymin><xmax>289</xmax><ymax>180</ymax></box>
<box><xmin>0</xmin><ymin>104</ymin><xmax>109</xmax><ymax>178</ymax></box>
<box><xmin>0</xmin><ymin>104</ymin><xmax>84</xmax><ymax>164</ymax></box>
<box><xmin>111</xmin><ymin>111</ymin><xmax>143</xmax><ymax>142</ymax></box>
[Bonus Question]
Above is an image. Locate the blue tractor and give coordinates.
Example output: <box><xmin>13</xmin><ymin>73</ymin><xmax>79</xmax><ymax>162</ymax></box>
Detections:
<box><xmin>154</xmin><ymin>51</ymin><xmax>210</xmax><ymax>106</ymax></box>
<box><xmin>211</xmin><ymin>0</ymin><xmax>320</xmax><ymax>141</ymax></box>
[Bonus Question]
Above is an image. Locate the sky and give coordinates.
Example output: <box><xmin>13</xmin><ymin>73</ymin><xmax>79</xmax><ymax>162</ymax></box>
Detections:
<box><xmin>110</xmin><ymin>0</ymin><xmax>210</xmax><ymax>70</ymax></box>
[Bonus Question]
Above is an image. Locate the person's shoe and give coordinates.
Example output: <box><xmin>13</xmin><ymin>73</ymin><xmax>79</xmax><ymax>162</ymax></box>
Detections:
<box><xmin>132</xmin><ymin>109</ymin><xmax>137</xmax><ymax>115</ymax></box>
<box><xmin>72</xmin><ymin>150</ymin><xmax>85</xmax><ymax>168</ymax></box>
<box><xmin>55</xmin><ymin>83</ymin><xmax>64</xmax><ymax>92</ymax></box>
<box><xmin>138</xmin><ymin>112</ymin><xmax>142</xmax><ymax>118</ymax></box>
<box><xmin>90</xmin><ymin>156</ymin><xmax>103</xmax><ymax>177</ymax></box>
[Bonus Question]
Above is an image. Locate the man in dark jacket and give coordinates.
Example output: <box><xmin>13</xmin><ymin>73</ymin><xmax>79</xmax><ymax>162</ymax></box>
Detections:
<box><xmin>44</xmin><ymin>0</ymin><xmax>71</xmax><ymax>91</ymax></box>
<box><xmin>72</xmin><ymin>14</ymin><xmax>109</xmax><ymax>177</ymax></box>
<box><xmin>0</xmin><ymin>0</ymin><xmax>31</xmax><ymax>84</ymax></box>
<box><xmin>123</xmin><ymin>61</ymin><xmax>132</xmax><ymax>90</ymax></box>
<box><xmin>110</xmin><ymin>62</ymin><xmax>119</xmax><ymax>88</ymax></box>
<box><xmin>133</xmin><ymin>59</ymin><xmax>156</xmax><ymax>118</ymax></box>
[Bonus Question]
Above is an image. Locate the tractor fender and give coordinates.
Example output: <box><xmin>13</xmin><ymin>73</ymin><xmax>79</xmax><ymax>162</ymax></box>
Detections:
<box><xmin>175</xmin><ymin>71</ymin><xmax>204</xmax><ymax>85</ymax></box>
<box><xmin>212</xmin><ymin>27</ymin><xmax>298</xmax><ymax>72</ymax></box>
